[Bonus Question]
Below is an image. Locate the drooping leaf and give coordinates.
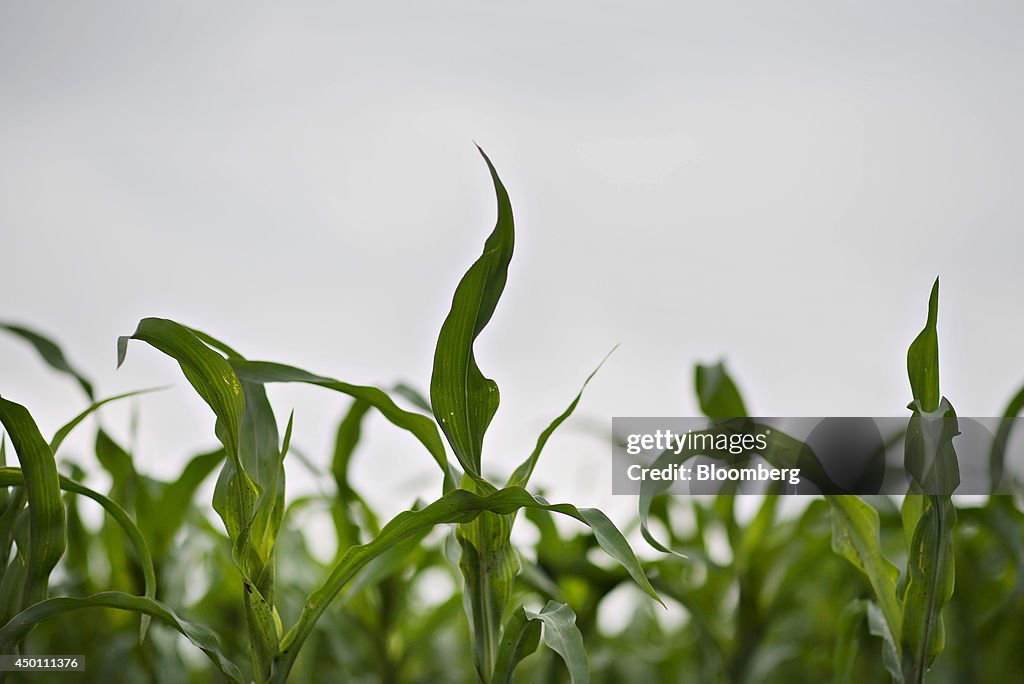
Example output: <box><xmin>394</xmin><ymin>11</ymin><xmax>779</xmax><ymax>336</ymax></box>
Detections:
<box><xmin>0</xmin><ymin>467</ymin><xmax>156</xmax><ymax>639</ymax></box>
<box><xmin>0</xmin><ymin>323</ymin><xmax>94</xmax><ymax>400</ymax></box>
<box><xmin>0</xmin><ymin>591</ymin><xmax>243</xmax><ymax>683</ymax></box>
<box><xmin>523</xmin><ymin>601</ymin><xmax>589</xmax><ymax>684</ymax></box>
<box><xmin>118</xmin><ymin>318</ymin><xmax>246</xmax><ymax>461</ymax></box>
<box><xmin>271</xmin><ymin>486</ymin><xmax>659</xmax><ymax>682</ymax></box>
<box><xmin>231</xmin><ymin>359</ymin><xmax>458</xmax><ymax>492</ymax></box>
<box><xmin>118</xmin><ymin>318</ymin><xmax>278</xmax><ymax>676</ymax></box>
<box><xmin>490</xmin><ymin>605</ymin><xmax>542</xmax><ymax>684</ymax></box>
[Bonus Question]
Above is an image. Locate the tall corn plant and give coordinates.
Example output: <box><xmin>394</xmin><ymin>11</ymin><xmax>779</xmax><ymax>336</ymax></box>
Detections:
<box><xmin>827</xmin><ymin>279</ymin><xmax>956</xmax><ymax>683</ymax></box>
<box><xmin>106</xmin><ymin>147</ymin><xmax>658</xmax><ymax>683</ymax></box>
<box><xmin>631</xmin><ymin>280</ymin><xmax>964</xmax><ymax>683</ymax></box>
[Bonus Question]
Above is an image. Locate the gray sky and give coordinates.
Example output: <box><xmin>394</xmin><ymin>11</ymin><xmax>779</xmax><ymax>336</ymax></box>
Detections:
<box><xmin>3</xmin><ymin>2</ymin><xmax>1023</xmax><ymax>522</ymax></box>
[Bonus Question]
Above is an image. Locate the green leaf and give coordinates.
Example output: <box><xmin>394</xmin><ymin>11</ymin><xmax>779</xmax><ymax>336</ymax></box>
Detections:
<box><xmin>507</xmin><ymin>349</ymin><xmax>613</xmax><ymax>489</ymax></box>
<box><xmin>907</xmin><ymin>278</ymin><xmax>940</xmax><ymax>413</ymax></box>
<box><xmin>900</xmin><ymin>495</ymin><xmax>924</xmax><ymax>552</ymax></box>
<box><xmin>118</xmin><ymin>318</ymin><xmax>246</xmax><ymax>461</ymax></box>
<box><xmin>271</xmin><ymin>486</ymin><xmax>659</xmax><ymax>683</ymax></box>
<box><xmin>430</xmin><ymin>146</ymin><xmax>514</xmax><ymax>477</ymax></box>
<box><xmin>0</xmin><ymin>323</ymin><xmax>94</xmax><ymax>400</ymax></box>
<box><xmin>117</xmin><ymin>320</ymin><xmax>260</xmax><ymax>567</ymax></box>
<box><xmin>50</xmin><ymin>387</ymin><xmax>165</xmax><ymax>455</ymax></box>
<box><xmin>231</xmin><ymin>359</ymin><xmax>458</xmax><ymax>492</ymax></box>
<box><xmin>392</xmin><ymin>383</ymin><xmax>433</xmax><ymax>414</ymax></box>
<box><xmin>331</xmin><ymin>399</ymin><xmax>374</xmax><ymax>551</ymax></box>
<box><xmin>490</xmin><ymin>605</ymin><xmax>542</xmax><ymax>684</ymax></box>
<box><xmin>147</xmin><ymin>448</ymin><xmax>224</xmax><ymax>562</ymax></box>
<box><xmin>0</xmin><ymin>591</ymin><xmax>243</xmax><ymax>683</ymax></box>
<box><xmin>0</xmin><ymin>467</ymin><xmax>156</xmax><ymax>640</ymax></box>
<box><xmin>523</xmin><ymin>601</ymin><xmax>589</xmax><ymax>684</ymax></box>
<box><xmin>95</xmin><ymin>429</ymin><xmax>136</xmax><ymax>501</ymax></box>
<box><xmin>0</xmin><ymin>397</ymin><xmax>67</xmax><ymax>611</ymax></box>
<box><xmin>695</xmin><ymin>362</ymin><xmax>747</xmax><ymax>417</ymax></box>
<box><xmin>332</xmin><ymin>399</ymin><xmax>371</xmax><ymax>500</ymax></box>
<box><xmin>825</xmin><ymin>495</ymin><xmax>902</xmax><ymax>648</ymax></box>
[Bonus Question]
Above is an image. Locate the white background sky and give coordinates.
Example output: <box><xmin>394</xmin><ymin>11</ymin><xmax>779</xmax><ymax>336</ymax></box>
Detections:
<box><xmin>2</xmin><ymin>2</ymin><xmax>1023</xmax><ymax>525</ymax></box>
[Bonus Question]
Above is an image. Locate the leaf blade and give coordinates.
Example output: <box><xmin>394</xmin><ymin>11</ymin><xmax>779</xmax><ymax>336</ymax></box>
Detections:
<box><xmin>429</xmin><ymin>146</ymin><xmax>515</xmax><ymax>476</ymax></box>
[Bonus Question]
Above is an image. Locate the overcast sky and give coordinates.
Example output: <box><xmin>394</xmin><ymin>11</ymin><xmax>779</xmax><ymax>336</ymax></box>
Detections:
<box><xmin>2</xmin><ymin>2</ymin><xmax>1023</xmax><ymax>521</ymax></box>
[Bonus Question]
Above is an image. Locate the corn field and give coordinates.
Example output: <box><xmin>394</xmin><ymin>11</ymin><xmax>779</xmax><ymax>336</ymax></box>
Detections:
<box><xmin>1</xmin><ymin>150</ymin><xmax>1022</xmax><ymax>683</ymax></box>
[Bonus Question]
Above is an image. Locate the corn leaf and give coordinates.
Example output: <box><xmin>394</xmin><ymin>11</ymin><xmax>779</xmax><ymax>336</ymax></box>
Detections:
<box><xmin>0</xmin><ymin>591</ymin><xmax>242</xmax><ymax>683</ymax></box>
<box><xmin>49</xmin><ymin>387</ymin><xmax>164</xmax><ymax>455</ymax></box>
<box><xmin>134</xmin><ymin>448</ymin><xmax>223</xmax><ymax>564</ymax></box>
<box><xmin>118</xmin><ymin>318</ymin><xmax>246</xmax><ymax>460</ymax></box>
<box><xmin>392</xmin><ymin>383</ymin><xmax>433</xmax><ymax>414</ymax></box>
<box><xmin>490</xmin><ymin>605</ymin><xmax>542</xmax><ymax>684</ymax></box>
<box><xmin>231</xmin><ymin>359</ymin><xmax>458</xmax><ymax>491</ymax></box>
<box><xmin>430</xmin><ymin>146</ymin><xmax>514</xmax><ymax>477</ymax></box>
<box><xmin>118</xmin><ymin>318</ymin><xmax>279</xmax><ymax>676</ymax></box>
<box><xmin>0</xmin><ymin>323</ymin><xmax>94</xmax><ymax>400</ymax></box>
<box><xmin>824</xmin><ymin>495</ymin><xmax>902</xmax><ymax>647</ymax></box>
<box><xmin>907</xmin><ymin>278</ymin><xmax>940</xmax><ymax>413</ymax></box>
<box><xmin>0</xmin><ymin>397</ymin><xmax>67</xmax><ymax>611</ymax></box>
<box><xmin>523</xmin><ymin>601</ymin><xmax>589</xmax><ymax>684</ymax></box>
<box><xmin>695</xmin><ymin>361</ymin><xmax>748</xmax><ymax>418</ymax></box>
<box><xmin>507</xmin><ymin>349</ymin><xmax>613</xmax><ymax>489</ymax></box>
<box><xmin>272</xmin><ymin>486</ymin><xmax>659</xmax><ymax>682</ymax></box>
<box><xmin>331</xmin><ymin>399</ymin><xmax>374</xmax><ymax>550</ymax></box>
<box><xmin>0</xmin><ymin>467</ymin><xmax>156</xmax><ymax>640</ymax></box>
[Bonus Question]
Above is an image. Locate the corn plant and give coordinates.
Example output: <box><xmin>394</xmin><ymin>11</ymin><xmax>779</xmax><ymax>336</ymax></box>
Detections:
<box><xmin>635</xmin><ymin>280</ymin><xmax>1024</xmax><ymax>683</ymax></box>
<box><xmin>0</xmin><ymin>148</ymin><xmax>660</xmax><ymax>683</ymax></box>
